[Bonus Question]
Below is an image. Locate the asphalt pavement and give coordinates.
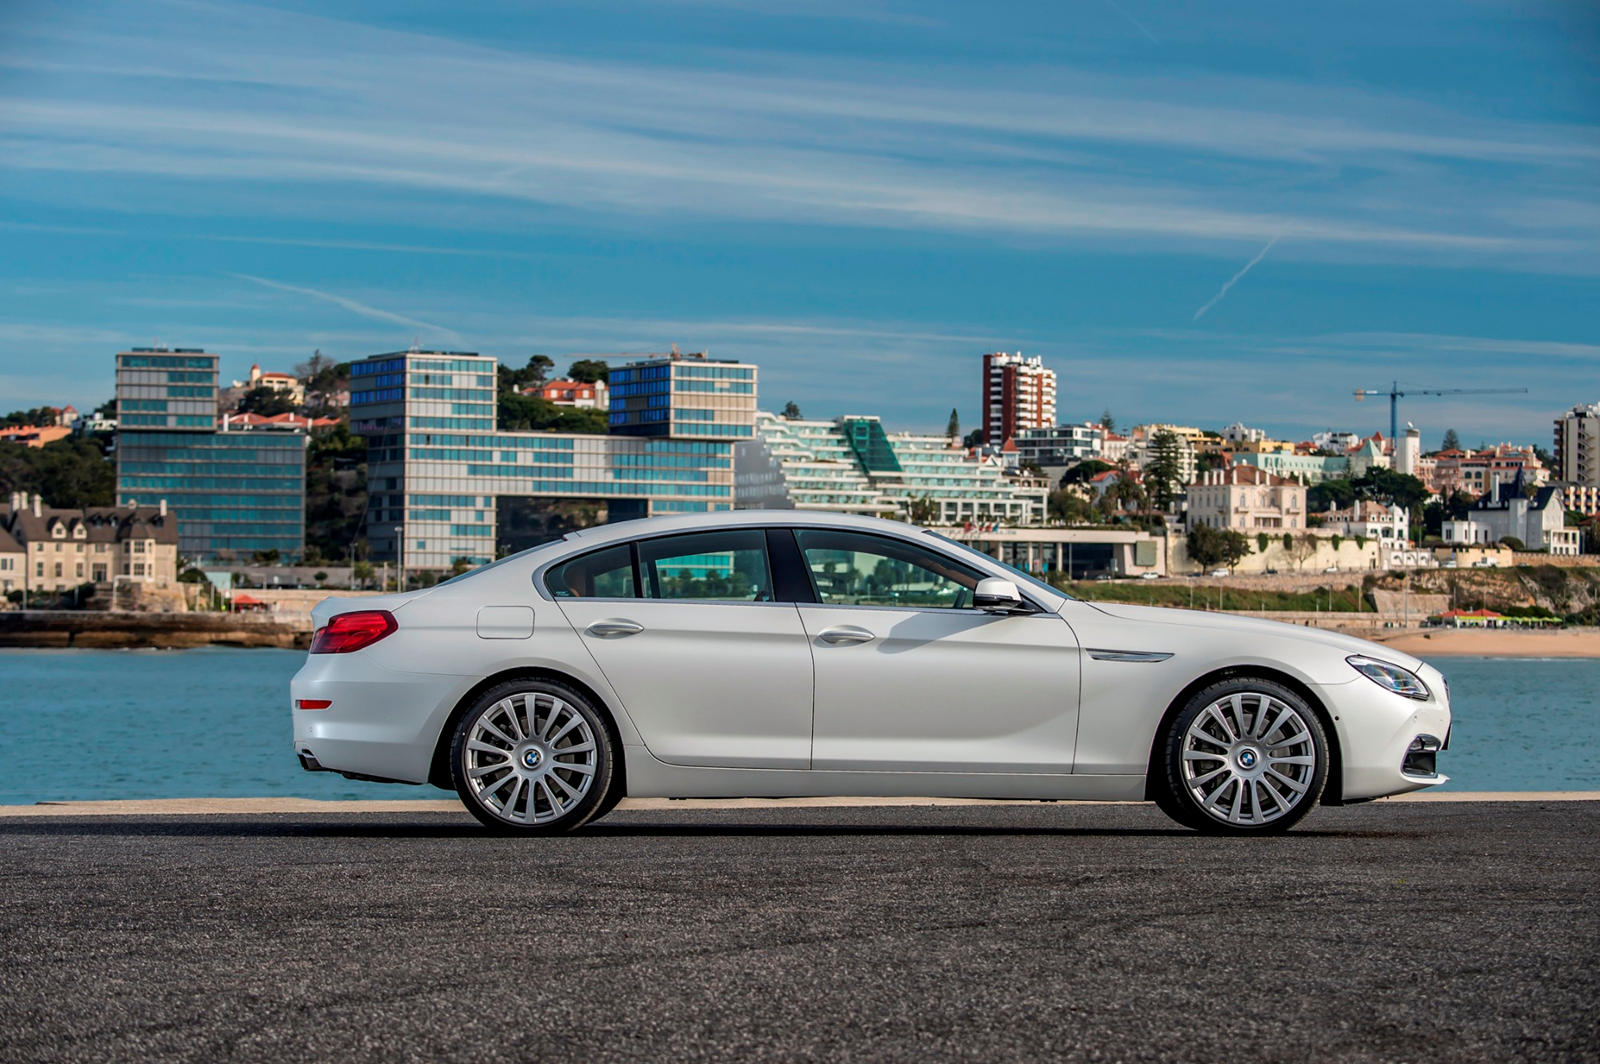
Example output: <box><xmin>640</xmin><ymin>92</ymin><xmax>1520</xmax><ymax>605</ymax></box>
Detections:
<box><xmin>1</xmin><ymin>801</ymin><xmax>1596</xmax><ymax>1063</ymax></box>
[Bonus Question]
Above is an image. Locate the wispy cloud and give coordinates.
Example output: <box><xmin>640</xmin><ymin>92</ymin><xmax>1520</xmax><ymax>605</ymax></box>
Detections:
<box><xmin>1102</xmin><ymin>0</ymin><xmax>1159</xmax><ymax>44</ymax></box>
<box><xmin>1193</xmin><ymin>235</ymin><xmax>1280</xmax><ymax>320</ymax></box>
<box><xmin>0</xmin><ymin>2</ymin><xmax>1595</xmax><ymax>269</ymax></box>
<box><xmin>230</xmin><ymin>274</ymin><xmax>462</xmax><ymax>343</ymax></box>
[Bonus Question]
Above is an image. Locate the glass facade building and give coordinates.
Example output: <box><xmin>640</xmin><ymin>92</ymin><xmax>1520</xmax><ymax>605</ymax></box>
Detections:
<box><xmin>117</xmin><ymin>431</ymin><xmax>307</xmax><ymax>558</ymax></box>
<box><xmin>735</xmin><ymin>412</ymin><xmax>1048</xmax><ymax>525</ymax></box>
<box><xmin>115</xmin><ymin>348</ymin><xmax>219</xmax><ymax>430</ymax></box>
<box><xmin>608</xmin><ymin>355</ymin><xmax>756</xmax><ymax>438</ymax></box>
<box><xmin>115</xmin><ymin>348</ymin><xmax>307</xmax><ymax>561</ymax></box>
<box><xmin>352</xmin><ymin>350</ymin><xmax>757</xmax><ymax>571</ymax></box>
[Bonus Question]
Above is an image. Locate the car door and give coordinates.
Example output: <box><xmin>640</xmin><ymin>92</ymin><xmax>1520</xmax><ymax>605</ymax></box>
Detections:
<box><xmin>791</xmin><ymin>528</ymin><xmax>1080</xmax><ymax>774</ymax></box>
<box><xmin>550</xmin><ymin>529</ymin><xmax>814</xmax><ymax>769</ymax></box>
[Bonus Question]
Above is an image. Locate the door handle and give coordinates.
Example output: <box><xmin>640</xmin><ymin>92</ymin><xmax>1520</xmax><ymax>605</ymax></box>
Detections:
<box><xmin>816</xmin><ymin>625</ymin><xmax>874</xmax><ymax>646</ymax></box>
<box><xmin>585</xmin><ymin>619</ymin><xmax>644</xmax><ymax>638</ymax></box>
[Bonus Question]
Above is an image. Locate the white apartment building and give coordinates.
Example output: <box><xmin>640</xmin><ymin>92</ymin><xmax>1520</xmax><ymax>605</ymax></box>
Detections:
<box><xmin>1320</xmin><ymin>500</ymin><xmax>1410</xmax><ymax>545</ymax></box>
<box><xmin>1221</xmin><ymin>422</ymin><xmax>1265</xmax><ymax>445</ymax></box>
<box><xmin>737</xmin><ymin>412</ymin><xmax>1048</xmax><ymax>525</ymax></box>
<box><xmin>981</xmin><ymin>352</ymin><xmax>1057</xmax><ymax>446</ymax></box>
<box><xmin>1012</xmin><ymin>423</ymin><xmax>1106</xmax><ymax>469</ymax></box>
<box><xmin>1186</xmin><ymin>465</ymin><xmax>1305</xmax><ymax>531</ymax></box>
<box><xmin>1441</xmin><ymin>482</ymin><xmax>1578</xmax><ymax>555</ymax></box>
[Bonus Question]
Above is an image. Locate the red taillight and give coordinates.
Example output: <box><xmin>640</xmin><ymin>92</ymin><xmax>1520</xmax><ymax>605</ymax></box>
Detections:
<box><xmin>309</xmin><ymin>610</ymin><xmax>398</xmax><ymax>654</ymax></box>
<box><xmin>295</xmin><ymin>699</ymin><xmax>332</xmax><ymax>710</ymax></box>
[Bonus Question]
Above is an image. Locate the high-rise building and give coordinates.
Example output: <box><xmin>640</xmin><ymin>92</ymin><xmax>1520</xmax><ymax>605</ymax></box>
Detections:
<box><xmin>352</xmin><ymin>349</ymin><xmax>755</xmax><ymax>572</ymax></box>
<box><xmin>981</xmin><ymin>352</ymin><xmax>1056</xmax><ymax>447</ymax></box>
<box><xmin>114</xmin><ymin>348</ymin><xmax>306</xmax><ymax>561</ymax></box>
<box><xmin>1554</xmin><ymin>402</ymin><xmax>1600</xmax><ymax>487</ymax></box>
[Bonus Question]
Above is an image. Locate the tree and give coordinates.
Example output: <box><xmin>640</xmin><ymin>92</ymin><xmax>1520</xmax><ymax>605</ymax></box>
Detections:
<box><xmin>314</xmin><ymin>571</ymin><xmax>328</xmax><ymax>585</ymax></box>
<box><xmin>498</xmin><ymin>392</ymin><xmax>607</xmax><ymax>434</ymax></box>
<box><xmin>0</xmin><ymin>437</ymin><xmax>115</xmax><ymax>508</ymax></box>
<box><xmin>1287</xmin><ymin>533</ymin><xmax>1319</xmax><ymax>571</ymax></box>
<box><xmin>251</xmin><ymin>549</ymin><xmax>281</xmax><ymax>565</ymax></box>
<box><xmin>1354</xmin><ymin>467</ymin><xmax>1428</xmax><ymax>511</ymax></box>
<box><xmin>1441</xmin><ymin>428</ymin><xmax>1461</xmax><ymax>452</ymax></box>
<box><xmin>1187</xmin><ymin>523</ymin><xmax>1252</xmax><ymax>572</ymax></box>
<box><xmin>1059</xmin><ymin>459</ymin><xmax>1114</xmax><ymax>486</ymax></box>
<box><xmin>1256</xmin><ymin>532</ymin><xmax>1270</xmax><ymax>554</ymax></box>
<box><xmin>351</xmin><ymin>560</ymin><xmax>374</xmax><ymax>589</ymax></box>
<box><xmin>901</xmin><ymin>493</ymin><xmax>939</xmax><ymax>526</ymax></box>
<box><xmin>946</xmin><ymin>408</ymin><xmax>960</xmax><ymax>439</ymax></box>
<box><xmin>782</xmin><ymin>401</ymin><xmax>803</xmax><ymax>420</ymax></box>
<box><xmin>1144</xmin><ymin>430</ymin><xmax>1185</xmax><ymax>511</ymax></box>
<box><xmin>1307</xmin><ymin>478</ymin><xmax>1356</xmax><ymax>514</ymax></box>
<box><xmin>1048</xmin><ymin>489</ymin><xmax>1095</xmax><ymax>525</ymax></box>
<box><xmin>567</xmin><ymin>359</ymin><xmax>610</xmax><ymax>384</ymax></box>
<box><xmin>1099</xmin><ymin>410</ymin><xmax>1115</xmax><ymax>432</ymax></box>
<box><xmin>961</xmin><ymin>428</ymin><xmax>984</xmax><ymax>449</ymax></box>
<box><xmin>237</xmin><ymin>386</ymin><xmax>296</xmax><ymax>417</ymax></box>
<box><xmin>1498</xmin><ymin>536</ymin><xmax>1525</xmax><ymax>552</ymax></box>
<box><xmin>303</xmin><ymin>422</ymin><xmax>368</xmax><ymax>563</ymax></box>
<box><xmin>498</xmin><ymin>355</ymin><xmax>555</xmax><ymax>393</ymax></box>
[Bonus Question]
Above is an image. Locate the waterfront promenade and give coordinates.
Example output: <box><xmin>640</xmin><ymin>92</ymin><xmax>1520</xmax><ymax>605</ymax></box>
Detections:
<box><xmin>1</xmin><ymin>799</ymin><xmax>1595</xmax><ymax>1062</ymax></box>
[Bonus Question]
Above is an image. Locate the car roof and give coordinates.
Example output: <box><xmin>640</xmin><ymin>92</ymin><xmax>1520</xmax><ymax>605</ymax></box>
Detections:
<box><xmin>562</xmin><ymin>508</ymin><xmax>929</xmax><ymax>546</ymax></box>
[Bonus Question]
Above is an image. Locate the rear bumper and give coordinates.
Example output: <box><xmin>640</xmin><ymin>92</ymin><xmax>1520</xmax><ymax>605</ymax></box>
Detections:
<box><xmin>291</xmin><ymin>654</ymin><xmax>472</xmax><ymax>785</ymax></box>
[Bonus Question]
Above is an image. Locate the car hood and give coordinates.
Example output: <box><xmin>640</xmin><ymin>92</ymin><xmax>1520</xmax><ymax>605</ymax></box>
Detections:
<box><xmin>1082</xmin><ymin>601</ymin><xmax>1428</xmax><ymax>673</ymax></box>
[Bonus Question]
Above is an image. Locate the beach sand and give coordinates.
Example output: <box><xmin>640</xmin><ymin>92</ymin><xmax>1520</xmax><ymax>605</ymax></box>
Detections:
<box><xmin>1373</xmin><ymin>627</ymin><xmax>1600</xmax><ymax>658</ymax></box>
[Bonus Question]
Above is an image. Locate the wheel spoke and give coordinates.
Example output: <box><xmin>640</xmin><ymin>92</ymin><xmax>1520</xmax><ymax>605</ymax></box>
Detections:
<box><xmin>537</xmin><ymin>778</ymin><xmax>563</xmax><ymax>818</ymax></box>
<box><xmin>479</xmin><ymin>717</ymin><xmax>518</xmax><ymax>747</ymax></box>
<box><xmin>1266</xmin><ymin>766</ymin><xmax>1309</xmax><ymax>793</ymax></box>
<box><xmin>467</xmin><ymin>739</ymin><xmax>511</xmax><ymax>759</ymax></box>
<box><xmin>1202</xmin><ymin>706</ymin><xmax>1238</xmax><ymax>743</ymax></box>
<box><xmin>1183</xmin><ymin>749</ymin><xmax>1226</xmax><ymax>761</ymax></box>
<box><xmin>469</xmin><ymin>762</ymin><xmax>509</xmax><ymax>779</ymax></box>
<box><xmin>481</xmin><ymin>771</ymin><xmax>517</xmax><ymax>798</ymax></box>
<box><xmin>1189</xmin><ymin>766</ymin><xmax>1229</xmax><ymax>788</ymax></box>
<box><xmin>547</xmin><ymin>771</ymin><xmax>583</xmax><ymax>800</ymax></box>
<box><xmin>546</xmin><ymin>714</ymin><xmax>583</xmax><ymax>745</ymax></box>
<box><xmin>1267</xmin><ymin>754</ymin><xmax>1315</xmax><ymax>766</ymax></box>
<box><xmin>1229</xmin><ymin>695</ymin><xmax>1249</xmax><ymax>744</ymax></box>
<box><xmin>551</xmin><ymin>760</ymin><xmax>594</xmax><ymax>777</ymax></box>
<box><xmin>539</xmin><ymin>701</ymin><xmax>570</xmax><ymax>741</ymax></box>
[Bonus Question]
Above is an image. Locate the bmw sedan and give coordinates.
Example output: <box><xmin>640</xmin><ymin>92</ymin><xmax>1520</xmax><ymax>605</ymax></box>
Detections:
<box><xmin>291</xmin><ymin>512</ymin><xmax>1451</xmax><ymax>834</ymax></box>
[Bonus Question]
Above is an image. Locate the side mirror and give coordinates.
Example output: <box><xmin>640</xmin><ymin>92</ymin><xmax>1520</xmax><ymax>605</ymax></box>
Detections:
<box><xmin>973</xmin><ymin>577</ymin><xmax>1029</xmax><ymax>613</ymax></box>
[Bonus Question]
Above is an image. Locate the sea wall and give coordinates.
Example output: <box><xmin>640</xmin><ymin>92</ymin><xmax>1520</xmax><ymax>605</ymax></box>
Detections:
<box><xmin>0</xmin><ymin>611</ymin><xmax>310</xmax><ymax>650</ymax></box>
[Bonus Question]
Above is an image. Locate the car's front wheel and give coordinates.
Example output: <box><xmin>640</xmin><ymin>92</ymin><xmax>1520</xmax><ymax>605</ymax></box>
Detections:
<box><xmin>449</xmin><ymin>679</ymin><xmax>614</xmax><ymax>833</ymax></box>
<box><xmin>1157</xmin><ymin>678</ymin><xmax>1329</xmax><ymax>834</ymax></box>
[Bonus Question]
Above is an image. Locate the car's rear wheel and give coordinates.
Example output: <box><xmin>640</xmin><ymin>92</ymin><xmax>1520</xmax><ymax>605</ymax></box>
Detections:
<box><xmin>449</xmin><ymin>679</ymin><xmax>615</xmax><ymax>833</ymax></box>
<box><xmin>1157</xmin><ymin>678</ymin><xmax>1328</xmax><ymax>834</ymax></box>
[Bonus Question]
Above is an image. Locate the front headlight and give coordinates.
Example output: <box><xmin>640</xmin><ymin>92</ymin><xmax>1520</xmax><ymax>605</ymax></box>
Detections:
<box><xmin>1347</xmin><ymin>655</ymin><xmax>1431</xmax><ymax>701</ymax></box>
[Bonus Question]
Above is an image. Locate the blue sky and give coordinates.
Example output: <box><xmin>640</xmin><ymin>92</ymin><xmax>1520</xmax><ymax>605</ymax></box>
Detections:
<box><xmin>1</xmin><ymin>0</ymin><xmax>1596</xmax><ymax>445</ymax></box>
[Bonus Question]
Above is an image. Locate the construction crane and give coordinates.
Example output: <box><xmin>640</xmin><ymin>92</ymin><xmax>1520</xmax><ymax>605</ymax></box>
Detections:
<box><xmin>1353</xmin><ymin>381</ymin><xmax>1529</xmax><ymax>441</ymax></box>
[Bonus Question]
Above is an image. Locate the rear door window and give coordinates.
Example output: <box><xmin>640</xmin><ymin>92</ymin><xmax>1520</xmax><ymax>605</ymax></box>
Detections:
<box><xmin>638</xmin><ymin>530</ymin><xmax>773</xmax><ymax>601</ymax></box>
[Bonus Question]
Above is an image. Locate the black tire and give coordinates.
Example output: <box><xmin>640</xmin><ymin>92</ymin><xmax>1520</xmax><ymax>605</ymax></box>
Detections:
<box><xmin>449</xmin><ymin>678</ymin><xmax>616</xmax><ymax>833</ymax></box>
<box><xmin>1155</xmin><ymin>677</ymin><xmax>1328</xmax><ymax>835</ymax></box>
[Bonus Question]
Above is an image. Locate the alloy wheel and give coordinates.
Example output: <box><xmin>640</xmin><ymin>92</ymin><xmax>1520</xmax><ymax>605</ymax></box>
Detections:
<box><xmin>462</xmin><ymin>691</ymin><xmax>598</xmax><ymax>825</ymax></box>
<box><xmin>1179</xmin><ymin>691</ymin><xmax>1319</xmax><ymax>828</ymax></box>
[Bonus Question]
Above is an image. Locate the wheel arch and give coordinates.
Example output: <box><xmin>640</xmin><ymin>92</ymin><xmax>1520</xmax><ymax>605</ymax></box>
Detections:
<box><xmin>1142</xmin><ymin>665</ymin><xmax>1344</xmax><ymax>806</ymax></box>
<box><xmin>427</xmin><ymin>667</ymin><xmax>628</xmax><ymax>797</ymax></box>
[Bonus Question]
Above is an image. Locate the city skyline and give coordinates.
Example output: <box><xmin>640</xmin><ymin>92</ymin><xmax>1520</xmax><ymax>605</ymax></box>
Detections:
<box><xmin>2</xmin><ymin>1</ymin><xmax>1596</xmax><ymax>443</ymax></box>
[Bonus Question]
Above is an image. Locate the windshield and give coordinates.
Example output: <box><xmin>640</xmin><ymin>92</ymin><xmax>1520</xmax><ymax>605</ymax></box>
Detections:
<box><xmin>923</xmin><ymin>531</ymin><xmax>1070</xmax><ymax>602</ymax></box>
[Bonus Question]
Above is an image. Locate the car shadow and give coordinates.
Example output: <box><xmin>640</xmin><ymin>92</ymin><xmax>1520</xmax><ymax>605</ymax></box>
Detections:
<box><xmin>0</xmin><ymin>815</ymin><xmax>1413</xmax><ymax>841</ymax></box>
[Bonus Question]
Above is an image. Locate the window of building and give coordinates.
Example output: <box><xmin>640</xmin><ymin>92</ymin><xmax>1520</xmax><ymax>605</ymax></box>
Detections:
<box><xmin>794</xmin><ymin>529</ymin><xmax>982</xmax><ymax>609</ymax></box>
<box><xmin>54</xmin><ymin>562</ymin><xmax>62</xmax><ymax>578</ymax></box>
<box><xmin>133</xmin><ymin>563</ymin><xmax>146</xmax><ymax>577</ymax></box>
<box><xmin>35</xmin><ymin>562</ymin><xmax>43</xmax><ymax>577</ymax></box>
<box><xmin>132</xmin><ymin>540</ymin><xmax>146</xmax><ymax>554</ymax></box>
<box><xmin>76</xmin><ymin>563</ymin><xmax>83</xmax><ymax>577</ymax></box>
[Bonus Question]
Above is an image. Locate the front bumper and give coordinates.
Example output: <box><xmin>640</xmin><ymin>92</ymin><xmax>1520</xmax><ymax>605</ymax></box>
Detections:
<box><xmin>1331</xmin><ymin>662</ymin><xmax>1453</xmax><ymax>801</ymax></box>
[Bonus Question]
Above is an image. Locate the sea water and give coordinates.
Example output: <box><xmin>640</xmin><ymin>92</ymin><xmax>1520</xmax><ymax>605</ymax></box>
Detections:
<box><xmin>0</xmin><ymin>647</ymin><xmax>1594</xmax><ymax>804</ymax></box>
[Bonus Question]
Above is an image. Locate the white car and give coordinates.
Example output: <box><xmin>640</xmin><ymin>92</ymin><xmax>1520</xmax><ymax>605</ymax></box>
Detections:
<box><xmin>291</xmin><ymin>512</ymin><xmax>1451</xmax><ymax>835</ymax></box>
